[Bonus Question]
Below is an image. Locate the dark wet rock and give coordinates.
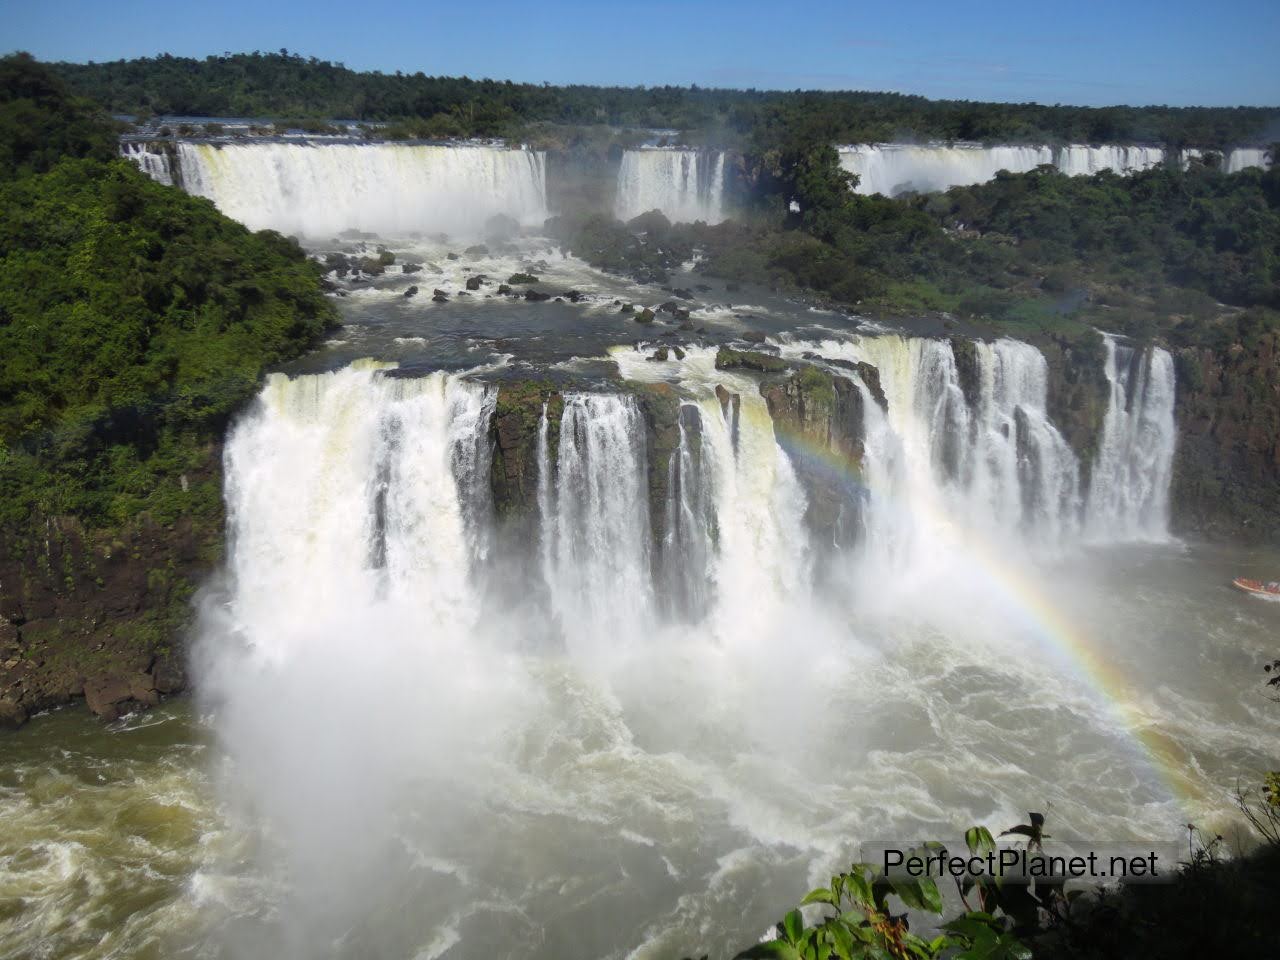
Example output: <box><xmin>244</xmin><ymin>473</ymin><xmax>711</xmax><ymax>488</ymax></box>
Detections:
<box><xmin>433</xmin><ymin>289</ymin><xmax>449</xmax><ymax>298</ymax></box>
<box><xmin>626</xmin><ymin>210</ymin><xmax>673</xmax><ymax>234</ymax></box>
<box><xmin>801</xmin><ymin>353</ymin><xmax>886</xmax><ymax>410</ymax></box>
<box><xmin>742</xmin><ymin>331</ymin><xmax>768</xmax><ymax>344</ymax></box>
<box><xmin>490</xmin><ymin>384</ymin><xmax>563</xmax><ymax>526</ymax></box>
<box><xmin>403</xmin><ymin>285</ymin><xmax>419</xmax><ymax>298</ymax></box>
<box><xmin>432</xmin><ymin>291</ymin><xmax>449</xmax><ymax>302</ymax></box>
<box><xmin>507</xmin><ymin>272</ymin><xmax>539</xmax><ymax>284</ymax></box>
<box><xmin>674</xmin><ymin>288</ymin><xmax>694</xmax><ymax>300</ymax></box>
<box><xmin>566</xmin><ymin>290</ymin><xmax>584</xmax><ymax>303</ymax></box>
<box><xmin>525</xmin><ymin>289</ymin><xmax>551</xmax><ymax>302</ymax></box>
<box><xmin>620</xmin><ymin>303</ymin><xmax>634</xmax><ymax>314</ymax></box>
<box><xmin>465</xmin><ymin>275</ymin><xmax>486</xmax><ymax>291</ymax></box>
<box><xmin>648</xmin><ymin>347</ymin><xmax>670</xmax><ymax>362</ymax></box>
<box><xmin>658</xmin><ymin>301</ymin><xmax>681</xmax><ymax>315</ymax></box>
<box><xmin>402</xmin><ymin>262</ymin><xmax>423</xmax><ymax>274</ymax></box>
<box><xmin>715</xmin><ymin>347</ymin><xmax>790</xmax><ymax>374</ymax></box>
<box><xmin>446</xmin><ymin>252</ymin><xmax>460</xmax><ymax>261</ymax></box>
<box><xmin>497</xmin><ymin>284</ymin><xmax>512</xmax><ymax>295</ymax></box>
<box><xmin>634</xmin><ymin>307</ymin><xmax>656</xmax><ymax>324</ymax></box>
<box><xmin>762</xmin><ymin>366</ymin><xmax>869</xmax><ymax>551</ymax></box>
<box><xmin>357</xmin><ymin>256</ymin><xmax>387</xmax><ymax>276</ymax></box>
<box><xmin>0</xmin><ymin>502</ymin><xmax>209</xmax><ymax>727</ymax></box>
<box><xmin>673</xmin><ymin>346</ymin><xmax>686</xmax><ymax>360</ymax></box>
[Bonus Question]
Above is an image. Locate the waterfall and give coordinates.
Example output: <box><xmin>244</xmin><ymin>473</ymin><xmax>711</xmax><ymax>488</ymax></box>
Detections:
<box><xmin>776</xmin><ymin>335</ymin><xmax>1083</xmax><ymax>557</ymax></box>
<box><xmin>659</xmin><ymin>404</ymin><xmax>717</xmax><ymax>622</ymax></box>
<box><xmin>1225</xmin><ymin>147</ymin><xmax>1270</xmax><ymax>173</ymax></box>
<box><xmin>1053</xmin><ymin>144</ymin><xmax>1165</xmax><ymax>177</ymax></box>
<box><xmin>173</xmin><ymin>141</ymin><xmax>548</xmax><ymax>237</ymax></box>
<box><xmin>614</xmin><ymin>148</ymin><xmax>726</xmax><ymax>224</ymax></box>
<box><xmin>838</xmin><ymin>142</ymin><xmax>1166</xmax><ymax>196</ymax></box>
<box><xmin>120</xmin><ymin>142</ymin><xmax>174</xmax><ymax>186</ymax></box>
<box><xmin>539</xmin><ymin>394</ymin><xmax>655</xmax><ymax>651</ymax></box>
<box><xmin>221</xmin><ymin>362</ymin><xmax>494</xmax><ymax>662</ymax></box>
<box><xmin>838</xmin><ymin>143</ymin><xmax>1055</xmax><ymax>196</ymax></box>
<box><xmin>1084</xmin><ymin>336</ymin><xmax>1177</xmax><ymax>541</ymax></box>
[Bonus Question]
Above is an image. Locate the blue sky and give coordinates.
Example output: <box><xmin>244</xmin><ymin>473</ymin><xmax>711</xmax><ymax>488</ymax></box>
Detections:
<box><xmin>3</xmin><ymin>0</ymin><xmax>1277</xmax><ymax>107</ymax></box>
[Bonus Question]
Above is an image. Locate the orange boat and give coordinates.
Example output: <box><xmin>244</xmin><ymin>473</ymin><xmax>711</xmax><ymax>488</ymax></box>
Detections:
<box><xmin>1233</xmin><ymin>577</ymin><xmax>1280</xmax><ymax>598</ymax></box>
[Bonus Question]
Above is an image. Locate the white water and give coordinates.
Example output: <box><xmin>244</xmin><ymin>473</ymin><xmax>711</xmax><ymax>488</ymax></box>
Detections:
<box><xmin>173</xmin><ymin>141</ymin><xmax>548</xmax><ymax>237</ymax></box>
<box><xmin>175</xmin><ymin>329</ymin><xmax>1218</xmax><ymax>960</ymax></box>
<box><xmin>615</xmin><ymin>148</ymin><xmax>726</xmax><ymax>224</ymax></box>
<box><xmin>838</xmin><ymin>142</ymin><xmax>1170</xmax><ymax>195</ymax></box>
<box><xmin>1224</xmin><ymin>147</ymin><xmax>1271</xmax><ymax>173</ymax></box>
<box><xmin>120</xmin><ymin>141</ymin><xmax>174</xmax><ymax>186</ymax></box>
<box><xmin>539</xmin><ymin>393</ymin><xmax>654</xmax><ymax>655</ymax></box>
<box><xmin>773</xmin><ymin>334</ymin><xmax>1088</xmax><ymax>560</ymax></box>
<box><xmin>1085</xmin><ymin>335</ymin><xmax>1177</xmax><ymax>541</ymax></box>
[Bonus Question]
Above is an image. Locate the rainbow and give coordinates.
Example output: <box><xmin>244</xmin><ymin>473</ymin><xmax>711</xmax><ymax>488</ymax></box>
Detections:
<box><xmin>768</xmin><ymin>418</ymin><xmax>1210</xmax><ymax>817</ymax></box>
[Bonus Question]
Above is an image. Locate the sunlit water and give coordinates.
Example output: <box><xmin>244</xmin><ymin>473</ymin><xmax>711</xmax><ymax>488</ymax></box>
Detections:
<box><xmin>3</xmin><ymin>235</ymin><xmax>1279</xmax><ymax>960</ymax></box>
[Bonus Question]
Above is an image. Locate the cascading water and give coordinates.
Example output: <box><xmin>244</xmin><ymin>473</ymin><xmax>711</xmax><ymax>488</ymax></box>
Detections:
<box><xmin>614</xmin><ymin>148</ymin><xmax>726</xmax><ymax>224</ymax></box>
<box><xmin>838</xmin><ymin>142</ymin><xmax>1168</xmax><ymax>195</ymax></box>
<box><xmin>120</xmin><ymin>141</ymin><xmax>175</xmax><ymax>186</ymax></box>
<box><xmin>1084</xmin><ymin>335</ymin><xmax>1177</xmax><ymax>541</ymax></box>
<box><xmin>538</xmin><ymin>393</ymin><xmax>655</xmax><ymax>653</ymax></box>
<box><xmin>173</xmin><ymin>141</ymin><xmax>548</xmax><ymax>237</ymax></box>
<box><xmin>838</xmin><ymin>143</ymin><xmax>1054</xmax><ymax>196</ymax></box>
<box><xmin>175</xmin><ymin>322</ymin><xmax>1226</xmax><ymax>960</ymax></box>
<box><xmin>1224</xmin><ymin>147</ymin><xmax>1271</xmax><ymax>173</ymax></box>
<box><xmin>221</xmin><ymin>362</ymin><xmax>495</xmax><ymax>651</ymax></box>
<box><xmin>1053</xmin><ymin>144</ymin><xmax>1165</xmax><ymax>177</ymax></box>
<box><xmin>776</xmin><ymin>335</ymin><xmax>1086</xmax><ymax>558</ymax></box>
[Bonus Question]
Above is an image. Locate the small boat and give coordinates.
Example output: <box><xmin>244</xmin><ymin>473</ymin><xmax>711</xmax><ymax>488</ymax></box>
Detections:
<box><xmin>1232</xmin><ymin>578</ymin><xmax>1280</xmax><ymax>598</ymax></box>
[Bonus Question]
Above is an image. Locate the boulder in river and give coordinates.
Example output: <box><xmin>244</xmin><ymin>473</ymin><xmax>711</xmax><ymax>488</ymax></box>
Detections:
<box><xmin>403</xmin><ymin>285</ymin><xmax>419</xmax><ymax>298</ymax></box>
<box><xmin>465</xmin><ymin>275</ymin><xmax>486</xmax><ymax>291</ymax></box>
<box><xmin>525</xmin><ymin>289</ymin><xmax>551</xmax><ymax>302</ymax></box>
<box><xmin>507</xmin><ymin>272</ymin><xmax>539</xmax><ymax>284</ymax></box>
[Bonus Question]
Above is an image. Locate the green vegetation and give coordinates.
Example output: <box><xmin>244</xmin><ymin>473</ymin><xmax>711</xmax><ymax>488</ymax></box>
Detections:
<box><xmin>551</xmin><ymin>143</ymin><xmax>1280</xmax><ymax>347</ymax></box>
<box><xmin>48</xmin><ymin>52</ymin><xmax>1278</xmax><ymax>149</ymax></box>
<box><xmin>0</xmin><ymin>54</ymin><xmax>337</xmax><ymax>531</ymax></box>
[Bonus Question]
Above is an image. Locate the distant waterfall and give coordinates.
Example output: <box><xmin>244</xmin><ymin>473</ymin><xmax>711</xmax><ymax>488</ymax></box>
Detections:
<box><xmin>1224</xmin><ymin>147</ymin><xmax>1271</xmax><ymax>173</ymax></box>
<box><xmin>172</xmin><ymin>141</ymin><xmax>548</xmax><ymax>237</ymax></box>
<box><xmin>120</xmin><ymin>142</ymin><xmax>174</xmax><ymax>186</ymax></box>
<box><xmin>614</xmin><ymin>149</ymin><xmax>726</xmax><ymax>224</ymax></box>
<box><xmin>838</xmin><ymin>142</ymin><xmax>1167</xmax><ymax>196</ymax></box>
<box><xmin>222</xmin><ymin>363</ymin><xmax>495</xmax><ymax>662</ymax></box>
<box><xmin>1084</xmin><ymin>336</ymin><xmax>1177</xmax><ymax>541</ymax></box>
<box><xmin>1053</xmin><ymin>144</ymin><xmax>1165</xmax><ymax>177</ymax></box>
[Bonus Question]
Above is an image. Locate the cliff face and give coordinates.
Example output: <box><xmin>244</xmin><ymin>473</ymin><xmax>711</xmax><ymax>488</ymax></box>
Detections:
<box><xmin>0</xmin><ymin>447</ymin><xmax>222</xmax><ymax>727</ymax></box>
<box><xmin>1170</xmin><ymin>331</ymin><xmax>1280</xmax><ymax>542</ymax></box>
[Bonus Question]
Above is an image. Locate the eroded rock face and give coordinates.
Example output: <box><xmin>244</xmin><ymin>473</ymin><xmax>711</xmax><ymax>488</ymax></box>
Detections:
<box><xmin>1170</xmin><ymin>331</ymin><xmax>1280</xmax><ymax>542</ymax></box>
<box><xmin>761</xmin><ymin>366</ymin><xmax>870</xmax><ymax>550</ymax></box>
<box><xmin>0</xmin><ymin>506</ymin><xmax>209</xmax><ymax>726</ymax></box>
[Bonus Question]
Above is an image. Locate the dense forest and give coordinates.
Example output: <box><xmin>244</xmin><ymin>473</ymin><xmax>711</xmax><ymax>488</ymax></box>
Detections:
<box><xmin>51</xmin><ymin>51</ymin><xmax>1280</xmax><ymax>148</ymax></box>
<box><xmin>0</xmin><ymin>53</ymin><xmax>337</xmax><ymax>530</ymax></box>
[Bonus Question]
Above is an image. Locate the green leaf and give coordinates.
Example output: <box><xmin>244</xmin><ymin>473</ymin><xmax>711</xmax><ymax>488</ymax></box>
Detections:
<box><xmin>801</xmin><ymin>887</ymin><xmax>839</xmax><ymax>908</ymax></box>
<box><xmin>965</xmin><ymin>826</ymin><xmax>996</xmax><ymax>857</ymax></box>
<box><xmin>781</xmin><ymin>909</ymin><xmax>804</xmax><ymax>945</ymax></box>
<box><xmin>889</xmin><ymin>876</ymin><xmax>944</xmax><ymax>914</ymax></box>
<box><xmin>845</xmin><ymin>871</ymin><xmax>875</xmax><ymax>909</ymax></box>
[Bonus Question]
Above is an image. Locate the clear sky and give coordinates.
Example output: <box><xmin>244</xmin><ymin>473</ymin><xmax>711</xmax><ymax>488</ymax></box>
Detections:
<box><xmin>3</xmin><ymin>0</ymin><xmax>1277</xmax><ymax>107</ymax></box>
